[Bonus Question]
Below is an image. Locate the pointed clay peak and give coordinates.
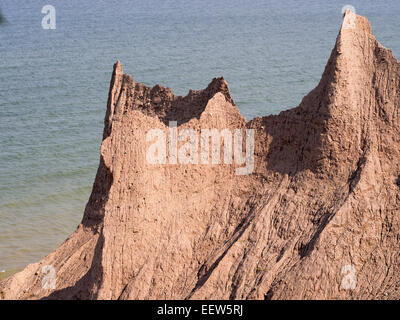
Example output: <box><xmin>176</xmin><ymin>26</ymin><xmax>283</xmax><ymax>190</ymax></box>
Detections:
<box><xmin>341</xmin><ymin>10</ymin><xmax>372</xmax><ymax>35</ymax></box>
<box><xmin>113</xmin><ymin>60</ymin><xmax>123</xmax><ymax>75</ymax></box>
<box><xmin>206</xmin><ymin>77</ymin><xmax>229</xmax><ymax>93</ymax></box>
<box><xmin>103</xmin><ymin>61</ymin><xmax>125</xmax><ymax>140</ymax></box>
<box><xmin>204</xmin><ymin>77</ymin><xmax>235</xmax><ymax>106</ymax></box>
<box><xmin>332</xmin><ymin>12</ymin><xmax>376</xmax><ymax>71</ymax></box>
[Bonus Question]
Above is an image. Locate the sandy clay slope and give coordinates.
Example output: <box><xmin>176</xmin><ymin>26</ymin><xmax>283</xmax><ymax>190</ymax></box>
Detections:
<box><xmin>1</xmin><ymin>11</ymin><xmax>400</xmax><ymax>300</ymax></box>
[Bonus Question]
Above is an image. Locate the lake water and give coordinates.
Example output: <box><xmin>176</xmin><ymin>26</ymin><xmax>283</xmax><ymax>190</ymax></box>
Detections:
<box><xmin>1</xmin><ymin>0</ymin><xmax>400</xmax><ymax>277</ymax></box>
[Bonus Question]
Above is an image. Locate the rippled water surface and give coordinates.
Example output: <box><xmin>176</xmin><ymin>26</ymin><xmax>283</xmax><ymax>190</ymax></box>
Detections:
<box><xmin>1</xmin><ymin>0</ymin><xmax>400</xmax><ymax>275</ymax></box>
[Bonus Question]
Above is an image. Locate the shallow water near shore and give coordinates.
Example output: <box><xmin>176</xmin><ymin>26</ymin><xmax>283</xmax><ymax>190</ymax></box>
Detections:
<box><xmin>1</xmin><ymin>0</ymin><xmax>400</xmax><ymax>275</ymax></box>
